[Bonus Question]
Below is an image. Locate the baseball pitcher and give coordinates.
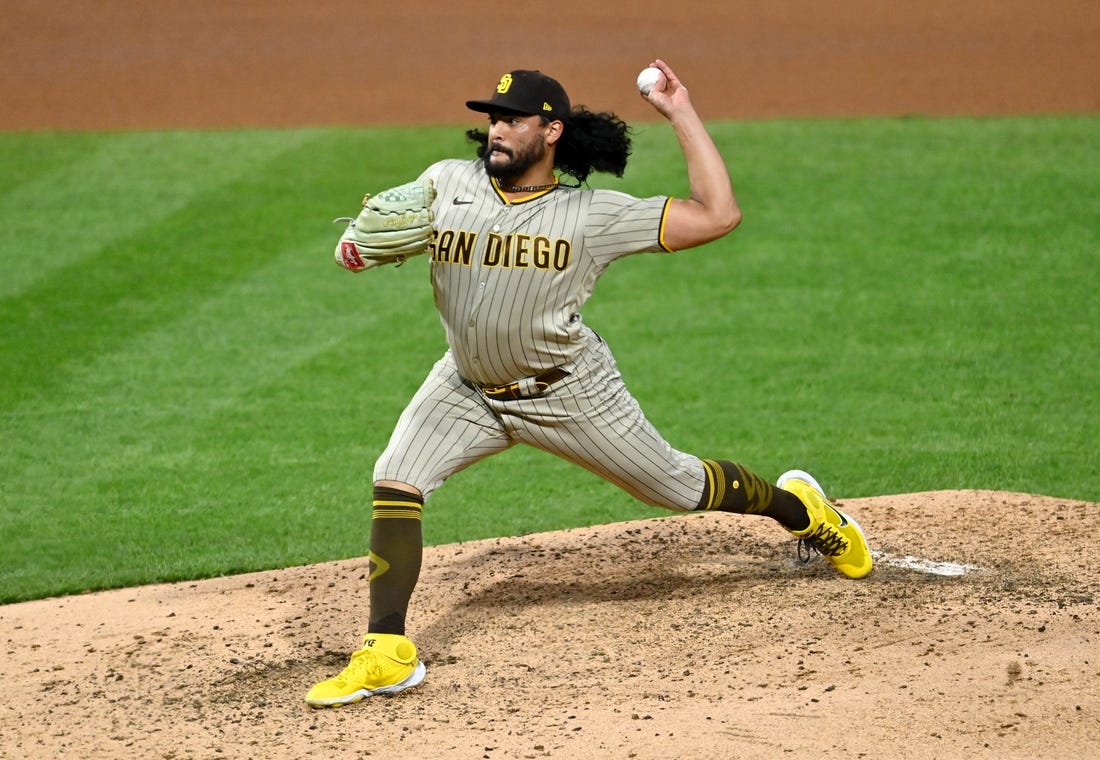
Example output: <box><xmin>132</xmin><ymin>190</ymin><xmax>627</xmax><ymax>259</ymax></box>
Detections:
<box><xmin>306</xmin><ymin>59</ymin><xmax>873</xmax><ymax>708</ymax></box>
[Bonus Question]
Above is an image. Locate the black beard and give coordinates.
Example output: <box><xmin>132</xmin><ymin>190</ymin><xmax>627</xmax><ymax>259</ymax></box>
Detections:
<box><xmin>484</xmin><ymin>138</ymin><xmax>547</xmax><ymax>180</ymax></box>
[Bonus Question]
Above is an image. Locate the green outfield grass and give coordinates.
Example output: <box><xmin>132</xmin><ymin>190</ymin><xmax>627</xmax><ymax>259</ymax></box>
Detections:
<box><xmin>1</xmin><ymin>115</ymin><xmax>1096</xmax><ymax>603</ymax></box>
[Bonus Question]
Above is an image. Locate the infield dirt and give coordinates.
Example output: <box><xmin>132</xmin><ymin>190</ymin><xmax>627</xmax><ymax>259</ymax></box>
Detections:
<box><xmin>2</xmin><ymin>2</ymin><xmax>1098</xmax><ymax>758</ymax></box>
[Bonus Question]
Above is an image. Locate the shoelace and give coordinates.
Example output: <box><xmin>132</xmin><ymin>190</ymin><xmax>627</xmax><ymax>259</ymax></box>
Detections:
<box><xmin>796</xmin><ymin>522</ymin><xmax>850</xmax><ymax>563</ymax></box>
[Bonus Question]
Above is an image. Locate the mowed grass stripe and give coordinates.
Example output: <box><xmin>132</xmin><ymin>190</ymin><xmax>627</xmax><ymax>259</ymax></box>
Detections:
<box><xmin>0</xmin><ymin>131</ymin><xmax>319</xmax><ymax>300</ymax></box>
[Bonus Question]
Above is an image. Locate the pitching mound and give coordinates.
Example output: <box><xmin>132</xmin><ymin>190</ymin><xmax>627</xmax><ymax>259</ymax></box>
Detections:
<box><xmin>2</xmin><ymin>490</ymin><xmax>1096</xmax><ymax>758</ymax></box>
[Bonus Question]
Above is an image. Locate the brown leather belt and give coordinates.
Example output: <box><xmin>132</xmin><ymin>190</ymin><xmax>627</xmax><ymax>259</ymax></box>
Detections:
<box><xmin>464</xmin><ymin>367</ymin><xmax>571</xmax><ymax>401</ymax></box>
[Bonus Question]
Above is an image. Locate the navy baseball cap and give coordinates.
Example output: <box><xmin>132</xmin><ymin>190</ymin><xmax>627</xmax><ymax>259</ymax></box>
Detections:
<box><xmin>466</xmin><ymin>70</ymin><xmax>571</xmax><ymax>121</ymax></box>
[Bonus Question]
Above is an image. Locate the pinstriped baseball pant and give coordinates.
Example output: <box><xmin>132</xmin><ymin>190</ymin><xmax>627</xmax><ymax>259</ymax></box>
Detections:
<box><xmin>374</xmin><ymin>327</ymin><xmax>706</xmax><ymax>509</ymax></box>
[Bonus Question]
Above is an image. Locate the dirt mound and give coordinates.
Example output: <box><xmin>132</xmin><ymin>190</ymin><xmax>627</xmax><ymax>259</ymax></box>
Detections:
<box><xmin>2</xmin><ymin>490</ymin><xmax>1096</xmax><ymax>759</ymax></box>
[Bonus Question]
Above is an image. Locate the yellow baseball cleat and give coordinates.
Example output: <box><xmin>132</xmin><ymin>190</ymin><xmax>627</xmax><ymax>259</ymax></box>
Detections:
<box><xmin>305</xmin><ymin>633</ymin><xmax>426</xmax><ymax>708</ymax></box>
<box><xmin>777</xmin><ymin>470</ymin><xmax>873</xmax><ymax>579</ymax></box>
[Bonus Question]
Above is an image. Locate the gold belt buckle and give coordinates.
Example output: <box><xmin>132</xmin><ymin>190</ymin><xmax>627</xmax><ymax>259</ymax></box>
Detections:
<box><xmin>479</xmin><ymin>368</ymin><xmax>567</xmax><ymax>400</ymax></box>
<box><xmin>482</xmin><ymin>381</ymin><xmax>519</xmax><ymax>399</ymax></box>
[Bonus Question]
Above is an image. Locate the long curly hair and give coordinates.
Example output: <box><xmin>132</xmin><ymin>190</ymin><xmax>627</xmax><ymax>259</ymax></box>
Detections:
<box><xmin>465</xmin><ymin>106</ymin><xmax>632</xmax><ymax>186</ymax></box>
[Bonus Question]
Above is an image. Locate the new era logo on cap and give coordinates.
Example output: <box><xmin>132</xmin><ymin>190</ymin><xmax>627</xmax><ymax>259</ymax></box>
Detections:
<box><xmin>466</xmin><ymin>70</ymin><xmax>571</xmax><ymax>121</ymax></box>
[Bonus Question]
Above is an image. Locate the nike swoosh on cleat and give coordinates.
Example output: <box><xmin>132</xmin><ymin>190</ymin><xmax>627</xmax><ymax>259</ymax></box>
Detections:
<box><xmin>453</xmin><ymin>198</ymin><xmax>474</xmax><ymax>205</ymax></box>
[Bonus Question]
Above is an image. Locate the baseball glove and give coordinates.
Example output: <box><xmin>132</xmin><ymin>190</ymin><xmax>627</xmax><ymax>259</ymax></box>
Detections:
<box><xmin>333</xmin><ymin>178</ymin><xmax>436</xmax><ymax>271</ymax></box>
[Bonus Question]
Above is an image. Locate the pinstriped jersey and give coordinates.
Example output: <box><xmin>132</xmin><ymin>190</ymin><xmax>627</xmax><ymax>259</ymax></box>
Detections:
<box><xmin>419</xmin><ymin>158</ymin><xmax>672</xmax><ymax>385</ymax></box>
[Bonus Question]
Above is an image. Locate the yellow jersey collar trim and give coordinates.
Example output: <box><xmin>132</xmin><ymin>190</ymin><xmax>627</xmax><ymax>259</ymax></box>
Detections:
<box><xmin>491</xmin><ymin>178</ymin><xmax>560</xmax><ymax>204</ymax></box>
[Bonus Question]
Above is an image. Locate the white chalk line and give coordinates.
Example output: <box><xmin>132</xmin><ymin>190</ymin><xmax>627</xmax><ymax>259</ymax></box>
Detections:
<box><xmin>871</xmin><ymin>551</ymin><xmax>982</xmax><ymax>577</ymax></box>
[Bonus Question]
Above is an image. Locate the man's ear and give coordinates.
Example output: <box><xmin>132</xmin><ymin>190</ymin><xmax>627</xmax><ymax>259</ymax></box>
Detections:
<box><xmin>545</xmin><ymin>119</ymin><xmax>564</xmax><ymax>145</ymax></box>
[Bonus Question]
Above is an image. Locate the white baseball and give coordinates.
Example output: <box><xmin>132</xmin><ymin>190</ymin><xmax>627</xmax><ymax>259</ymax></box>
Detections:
<box><xmin>636</xmin><ymin>66</ymin><xmax>664</xmax><ymax>95</ymax></box>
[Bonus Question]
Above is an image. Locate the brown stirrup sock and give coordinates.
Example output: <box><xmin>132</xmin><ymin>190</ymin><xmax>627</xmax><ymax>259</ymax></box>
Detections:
<box><xmin>697</xmin><ymin>459</ymin><xmax>810</xmax><ymax>532</ymax></box>
<box><xmin>368</xmin><ymin>485</ymin><xmax>424</xmax><ymax>636</ymax></box>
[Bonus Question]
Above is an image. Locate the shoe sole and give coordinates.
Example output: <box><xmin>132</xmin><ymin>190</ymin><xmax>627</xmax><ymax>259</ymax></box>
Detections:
<box><xmin>776</xmin><ymin>469</ymin><xmax>825</xmax><ymax>496</ymax></box>
<box><xmin>305</xmin><ymin>661</ymin><xmax>427</xmax><ymax>708</ymax></box>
